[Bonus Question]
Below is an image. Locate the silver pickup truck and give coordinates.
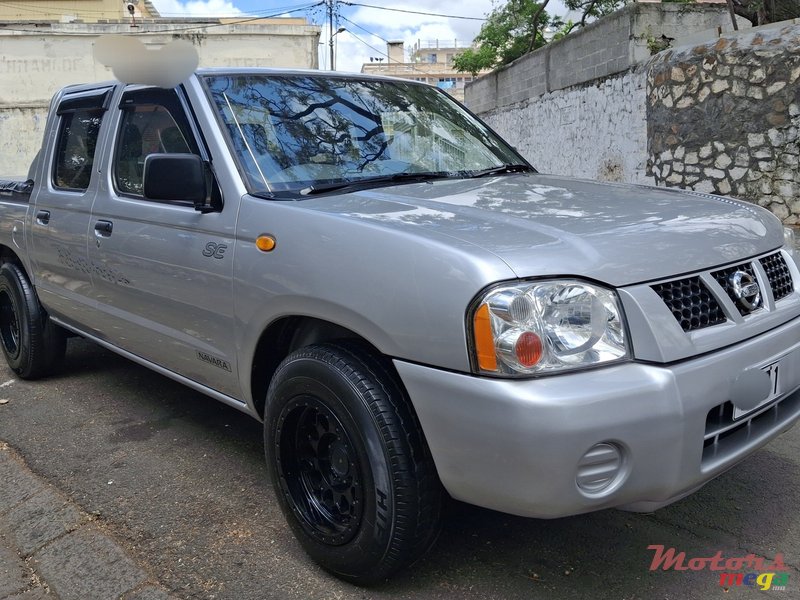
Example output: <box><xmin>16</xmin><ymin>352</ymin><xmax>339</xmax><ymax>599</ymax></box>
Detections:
<box><xmin>1</xmin><ymin>69</ymin><xmax>799</xmax><ymax>583</ymax></box>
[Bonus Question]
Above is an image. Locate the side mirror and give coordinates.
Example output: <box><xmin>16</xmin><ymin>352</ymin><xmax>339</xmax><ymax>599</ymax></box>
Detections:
<box><xmin>143</xmin><ymin>153</ymin><xmax>212</xmax><ymax>212</ymax></box>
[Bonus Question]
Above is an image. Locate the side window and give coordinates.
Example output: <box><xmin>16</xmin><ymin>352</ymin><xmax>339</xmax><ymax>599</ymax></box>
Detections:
<box><xmin>114</xmin><ymin>89</ymin><xmax>199</xmax><ymax>197</ymax></box>
<box><xmin>53</xmin><ymin>109</ymin><xmax>104</xmax><ymax>191</ymax></box>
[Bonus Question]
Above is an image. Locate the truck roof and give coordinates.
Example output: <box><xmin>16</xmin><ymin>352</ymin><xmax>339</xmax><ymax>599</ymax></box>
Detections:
<box><xmin>57</xmin><ymin>67</ymin><xmax>431</xmax><ymax>100</ymax></box>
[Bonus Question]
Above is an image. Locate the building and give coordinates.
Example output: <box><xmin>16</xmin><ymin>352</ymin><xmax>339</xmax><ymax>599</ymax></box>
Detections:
<box><xmin>361</xmin><ymin>40</ymin><xmax>489</xmax><ymax>103</ymax></box>
<box><xmin>0</xmin><ymin>0</ymin><xmax>321</xmax><ymax>176</ymax></box>
<box><xmin>0</xmin><ymin>0</ymin><xmax>162</xmax><ymax>21</ymax></box>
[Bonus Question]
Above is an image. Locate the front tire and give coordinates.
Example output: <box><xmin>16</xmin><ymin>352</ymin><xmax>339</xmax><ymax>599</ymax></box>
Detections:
<box><xmin>0</xmin><ymin>262</ymin><xmax>66</xmax><ymax>379</ymax></box>
<box><xmin>265</xmin><ymin>343</ymin><xmax>442</xmax><ymax>584</ymax></box>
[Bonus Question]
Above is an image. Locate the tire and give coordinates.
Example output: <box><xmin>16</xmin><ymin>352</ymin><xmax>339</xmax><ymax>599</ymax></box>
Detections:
<box><xmin>0</xmin><ymin>262</ymin><xmax>66</xmax><ymax>379</ymax></box>
<box><xmin>264</xmin><ymin>342</ymin><xmax>442</xmax><ymax>584</ymax></box>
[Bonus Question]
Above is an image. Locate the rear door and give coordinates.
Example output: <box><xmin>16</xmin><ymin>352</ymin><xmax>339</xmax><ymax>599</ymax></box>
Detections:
<box><xmin>87</xmin><ymin>86</ymin><xmax>241</xmax><ymax>398</ymax></box>
<box><xmin>28</xmin><ymin>87</ymin><xmax>112</xmax><ymax>326</ymax></box>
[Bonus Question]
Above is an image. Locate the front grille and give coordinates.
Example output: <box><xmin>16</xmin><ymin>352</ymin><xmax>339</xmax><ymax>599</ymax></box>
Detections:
<box><xmin>651</xmin><ymin>277</ymin><xmax>726</xmax><ymax>332</ymax></box>
<box><xmin>652</xmin><ymin>251</ymin><xmax>795</xmax><ymax>332</ymax></box>
<box><xmin>702</xmin><ymin>389</ymin><xmax>800</xmax><ymax>467</ymax></box>
<box><xmin>711</xmin><ymin>262</ymin><xmax>759</xmax><ymax>316</ymax></box>
<box><xmin>760</xmin><ymin>252</ymin><xmax>793</xmax><ymax>301</ymax></box>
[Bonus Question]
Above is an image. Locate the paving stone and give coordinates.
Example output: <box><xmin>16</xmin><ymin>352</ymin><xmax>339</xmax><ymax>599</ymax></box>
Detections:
<box><xmin>0</xmin><ymin>533</ymin><xmax>28</xmax><ymax>599</ymax></box>
<box><xmin>34</xmin><ymin>528</ymin><xmax>146</xmax><ymax>600</ymax></box>
<box><xmin>4</xmin><ymin>489</ymin><xmax>82</xmax><ymax>556</ymax></box>
<box><xmin>0</xmin><ymin>456</ymin><xmax>45</xmax><ymax>515</ymax></box>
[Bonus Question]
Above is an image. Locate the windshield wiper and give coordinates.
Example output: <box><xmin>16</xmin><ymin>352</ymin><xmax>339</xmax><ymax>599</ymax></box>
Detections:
<box><xmin>300</xmin><ymin>171</ymin><xmax>453</xmax><ymax>196</ymax></box>
<box><xmin>466</xmin><ymin>164</ymin><xmax>534</xmax><ymax>178</ymax></box>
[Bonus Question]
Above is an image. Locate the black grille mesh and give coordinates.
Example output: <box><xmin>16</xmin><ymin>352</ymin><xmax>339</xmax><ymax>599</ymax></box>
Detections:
<box><xmin>760</xmin><ymin>252</ymin><xmax>793</xmax><ymax>301</ymax></box>
<box><xmin>651</xmin><ymin>277</ymin><xmax>726</xmax><ymax>332</ymax></box>
<box><xmin>711</xmin><ymin>262</ymin><xmax>759</xmax><ymax>316</ymax></box>
<box><xmin>654</xmin><ymin>252</ymin><xmax>795</xmax><ymax>332</ymax></box>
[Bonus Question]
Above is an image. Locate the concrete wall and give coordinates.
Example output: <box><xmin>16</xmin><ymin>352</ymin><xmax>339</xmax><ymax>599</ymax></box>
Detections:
<box><xmin>465</xmin><ymin>4</ymin><xmax>747</xmax><ymax>184</ymax></box>
<box><xmin>466</xmin><ymin>4</ymin><xmax>745</xmax><ymax>114</ymax></box>
<box><xmin>0</xmin><ymin>21</ymin><xmax>320</xmax><ymax>177</ymax></box>
<box><xmin>647</xmin><ymin>22</ymin><xmax>800</xmax><ymax>224</ymax></box>
<box><xmin>486</xmin><ymin>70</ymin><xmax>650</xmax><ymax>183</ymax></box>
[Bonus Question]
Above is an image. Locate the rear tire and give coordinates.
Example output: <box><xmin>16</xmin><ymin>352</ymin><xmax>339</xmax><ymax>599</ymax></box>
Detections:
<box><xmin>265</xmin><ymin>342</ymin><xmax>442</xmax><ymax>584</ymax></box>
<box><xmin>0</xmin><ymin>263</ymin><xmax>66</xmax><ymax>379</ymax></box>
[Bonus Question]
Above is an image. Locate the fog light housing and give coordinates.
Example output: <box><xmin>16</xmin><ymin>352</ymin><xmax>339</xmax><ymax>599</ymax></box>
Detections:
<box><xmin>576</xmin><ymin>442</ymin><xmax>625</xmax><ymax>495</ymax></box>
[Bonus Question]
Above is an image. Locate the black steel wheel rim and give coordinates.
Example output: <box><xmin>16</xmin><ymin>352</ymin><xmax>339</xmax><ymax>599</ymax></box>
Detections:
<box><xmin>276</xmin><ymin>396</ymin><xmax>364</xmax><ymax>545</ymax></box>
<box><xmin>0</xmin><ymin>290</ymin><xmax>20</xmax><ymax>359</ymax></box>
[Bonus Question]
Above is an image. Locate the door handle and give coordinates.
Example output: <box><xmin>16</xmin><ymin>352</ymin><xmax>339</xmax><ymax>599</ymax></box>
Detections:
<box><xmin>36</xmin><ymin>210</ymin><xmax>50</xmax><ymax>225</ymax></box>
<box><xmin>94</xmin><ymin>220</ymin><xmax>113</xmax><ymax>237</ymax></box>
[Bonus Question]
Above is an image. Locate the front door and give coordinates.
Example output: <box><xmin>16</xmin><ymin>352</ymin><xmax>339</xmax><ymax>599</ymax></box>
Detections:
<box><xmin>87</xmin><ymin>86</ymin><xmax>240</xmax><ymax>399</ymax></box>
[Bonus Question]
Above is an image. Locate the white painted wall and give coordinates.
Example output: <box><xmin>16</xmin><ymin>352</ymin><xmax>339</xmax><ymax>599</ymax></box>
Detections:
<box><xmin>0</xmin><ymin>22</ymin><xmax>320</xmax><ymax>177</ymax></box>
<box><xmin>482</xmin><ymin>70</ymin><xmax>651</xmax><ymax>184</ymax></box>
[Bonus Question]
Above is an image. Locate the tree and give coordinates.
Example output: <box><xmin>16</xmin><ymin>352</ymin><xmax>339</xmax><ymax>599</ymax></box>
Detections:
<box><xmin>562</xmin><ymin>0</ymin><xmax>624</xmax><ymax>31</ymax></box>
<box><xmin>454</xmin><ymin>0</ymin><xmax>800</xmax><ymax>77</ymax></box>
<box><xmin>453</xmin><ymin>0</ymin><xmax>625</xmax><ymax>75</ymax></box>
<box><xmin>731</xmin><ymin>0</ymin><xmax>800</xmax><ymax>25</ymax></box>
<box><xmin>452</xmin><ymin>0</ymin><xmax>556</xmax><ymax>75</ymax></box>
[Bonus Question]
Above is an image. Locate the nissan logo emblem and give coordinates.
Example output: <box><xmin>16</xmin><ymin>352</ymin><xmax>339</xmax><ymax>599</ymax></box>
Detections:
<box><xmin>730</xmin><ymin>270</ymin><xmax>761</xmax><ymax>312</ymax></box>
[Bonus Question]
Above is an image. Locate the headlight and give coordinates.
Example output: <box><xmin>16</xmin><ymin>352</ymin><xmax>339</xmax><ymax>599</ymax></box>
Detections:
<box><xmin>469</xmin><ymin>279</ymin><xmax>629</xmax><ymax>376</ymax></box>
<box><xmin>785</xmin><ymin>227</ymin><xmax>796</xmax><ymax>256</ymax></box>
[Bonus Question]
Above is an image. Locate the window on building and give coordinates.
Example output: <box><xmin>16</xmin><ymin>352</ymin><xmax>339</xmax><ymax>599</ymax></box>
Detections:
<box><xmin>426</xmin><ymin>53</ymin><xmax>437</xmax><ymax>63</ymax></box>
<box><xmin>437</xmin><ymin>77</ymin><xmax>456</xmax><ymax>90</ymax></box>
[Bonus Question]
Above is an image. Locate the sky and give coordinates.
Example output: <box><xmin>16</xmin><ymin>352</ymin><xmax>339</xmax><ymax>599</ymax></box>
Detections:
<box><xmin>151</xmin><ymin>0</ymin><xmax>569</xmax><ymax>73</ymax></box>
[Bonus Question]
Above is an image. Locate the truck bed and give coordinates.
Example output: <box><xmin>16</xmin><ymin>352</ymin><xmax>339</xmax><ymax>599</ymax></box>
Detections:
<box><xmin>0</xmin><ymin>179</ymin><xmax>33</xmax><ymax>203</ymax></box>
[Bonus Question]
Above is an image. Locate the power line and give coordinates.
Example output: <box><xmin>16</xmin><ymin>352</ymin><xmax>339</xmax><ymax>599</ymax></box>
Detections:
<box><xmin>0</xmin><ymin>0</ymin><xmax>316</xmax><ymax>18</ymax></box>
<box><xmin>156</xmin><ymin>2</ymin><xmax>321</xmax><ymax>18</ymax></box>
<box><xmin>338</xmin><ymin>15</ymin><xmax>389</xmax><ymax>44</ymax></box>
<box><xmin>341</xmin><ymin>2</ymin><xmax>486</xmax><ymax>21</ymax></box>
<box><xmin>344</xmin><ymin>28</ymin><xmax>432</xmax><ymax>75</ymax></box>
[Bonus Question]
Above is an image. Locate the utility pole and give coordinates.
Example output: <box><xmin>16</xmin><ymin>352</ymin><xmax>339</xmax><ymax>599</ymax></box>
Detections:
<box><xmin>328</xmin><ymin>0</ymin><xmax>335</xmax><ymax>70</ymax></box>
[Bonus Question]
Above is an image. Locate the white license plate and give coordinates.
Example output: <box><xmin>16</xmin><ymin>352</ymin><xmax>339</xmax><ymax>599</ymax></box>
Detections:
<box><xmin>733</xmin><ymin>361</ymin><xmax>781</xmax><ymax>420</ymax></box>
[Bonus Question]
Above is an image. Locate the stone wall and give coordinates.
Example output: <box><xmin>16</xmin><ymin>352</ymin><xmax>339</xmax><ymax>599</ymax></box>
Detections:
<box><xmin>647</xmin><ymin>23</ymin><xmax>800</xmax><ymax>224</ymax></box>
<box><xmin>465</xmin><ymin>3</ymin><xmax>746</xmax><ymax>184</ymax></box>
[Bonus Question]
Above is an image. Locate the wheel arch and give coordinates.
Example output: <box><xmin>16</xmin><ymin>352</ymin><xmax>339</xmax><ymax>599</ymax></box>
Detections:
<box><xmin>0</xmin><ymin>245</ymin><xmax>25</xmax><ymax>270</ymax></box>
<box><xmin>251</xmin><ymin>316</ymin><xmax>397</xmax><ymax>419</ymax></box>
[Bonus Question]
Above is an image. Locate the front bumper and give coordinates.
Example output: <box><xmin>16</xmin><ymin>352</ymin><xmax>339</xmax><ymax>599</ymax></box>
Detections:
<box><xmin>394</xmin><ymin>314</ymin><xmax>800</xmax><ymax>518</ymax></box>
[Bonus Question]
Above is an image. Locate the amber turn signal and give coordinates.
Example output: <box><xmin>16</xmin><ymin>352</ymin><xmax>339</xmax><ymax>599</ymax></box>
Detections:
<box><xmin>473</xmin><ymin>303</ymin><xmax>498</xmax><ymax>372</ymax></box>
<box><xmin>256</xmin><ymin>235</ymin><xmax>276</xmax><ymax>252</ymax></box>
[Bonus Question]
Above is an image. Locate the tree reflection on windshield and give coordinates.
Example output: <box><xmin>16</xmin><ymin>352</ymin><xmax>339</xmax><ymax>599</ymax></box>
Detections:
<box><xmin>203</xmin><ymin>74</ymin><xmax>521</xmax><ymax>196</ymax></box>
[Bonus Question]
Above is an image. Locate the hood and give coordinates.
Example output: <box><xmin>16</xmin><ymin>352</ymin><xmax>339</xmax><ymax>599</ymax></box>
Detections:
<box><xmin>297</xmin><ymin>173</ymin><xmax>784</xmax><ymax>287</ymax></box>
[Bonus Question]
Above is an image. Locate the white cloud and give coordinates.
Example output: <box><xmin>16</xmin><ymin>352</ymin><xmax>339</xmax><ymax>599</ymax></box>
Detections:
<box><xmin>322</xmin><ymin>25</ymin><xmax>385</xmax><ymax>72</ymax></box>
<box><xmin>329</xmin><ymin>0</ymin><xmax>486</xmax><ymax>73</ymax></box>
<box><xmin>150</xmin><ymin>0</ymin><xmax>573</xmax><ymax>72</ymax></box>
<box><xmin>334</xmin><ymin>0</ymin><xmax>573</xmax><ymax>72</ymax></box>
<box><xmin>151</xmin><ymin>0</ymin><xmax>242</xmax><ymax>17</ymax></box>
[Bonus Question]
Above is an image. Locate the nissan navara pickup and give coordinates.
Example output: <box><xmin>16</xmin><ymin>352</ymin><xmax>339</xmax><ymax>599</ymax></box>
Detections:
<box><xmin>0</xmin><ymin>69</ymin><xmax>799</xmax><ymax>583</ymax></box>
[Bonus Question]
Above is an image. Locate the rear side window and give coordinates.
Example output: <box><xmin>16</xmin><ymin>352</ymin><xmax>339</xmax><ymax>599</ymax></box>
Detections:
<box><xmin>51</xmin><ymin>88</ymin><xmax>110</xmax><ymax>192</ymax></box>
<box><xmin>53</xmin><ymin>109</ymin><xmax>104</xmax><ymax>191</ymax></box>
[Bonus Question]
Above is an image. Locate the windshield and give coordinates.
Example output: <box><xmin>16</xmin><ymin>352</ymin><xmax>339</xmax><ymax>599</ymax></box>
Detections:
<box><xmin>202</xmin><ymin>74</ymin><xmax>526</xmax><ymax>196</ymax></box>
